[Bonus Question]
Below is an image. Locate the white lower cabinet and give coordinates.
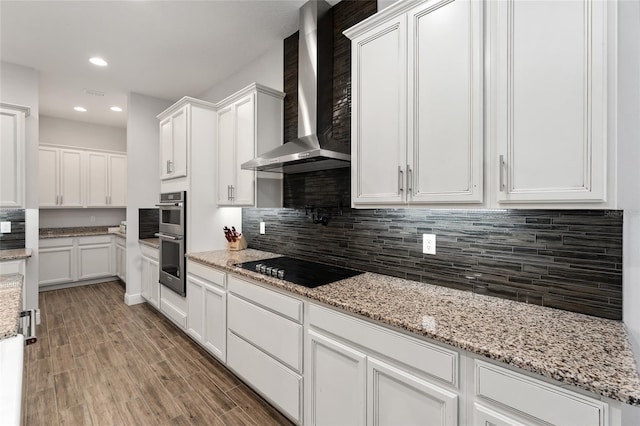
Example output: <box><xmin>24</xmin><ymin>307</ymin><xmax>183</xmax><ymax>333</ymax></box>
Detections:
<box><xmin>186</xmin><ymin>261</ymin><xmax>227</xmax><ymax>362</ymax></box>
<box><xmin>140</xmin><ymin>244</ymin><xmax>159</xmax><ymax>309</ymax></box>
<box><xmin>114</xmin><ymin>235</ymin><xmax>126</xmax><ymax>283</ymax></box>
<box><xmin>368</xmin><ymin>357</ymin><xmax>458</xmax><ymax>426</ymax></box>
<box><xmin>39</xmin><ymin>235</ymin><xmax>114</xmax><ymax>287</ymax></box>
<box><xmin>306</xmin><ymin>303</ymin><xmax>459</xmax><ymax>426</ymax></box>
<box><xmin>473</xmin><ymin>403</ymin><xmax>529</xmax><ymax>426</ymax></box>
<box><xmin>226</xmin><ymin>275</ymin><xmax>303</xmax><ymax>424</ymax></box>
<box><xmin>306</xmin><ymin>330</ymin><xmax>367</xmax><ymax>426</ymax></box>
<box><xmin>77</xmin><ymin>236</ymin><xmax>112</xmax><ymax>280</ymax></box>
<box><xmin>474</xmin><ymin>360</ymin><xmax>607</xmax><ymax>426</ymax></box>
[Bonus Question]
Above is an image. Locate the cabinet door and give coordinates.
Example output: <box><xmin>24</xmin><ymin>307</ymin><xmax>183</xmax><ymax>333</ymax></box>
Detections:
<box><xmin>160</xmin><ymin>117</ymin><xmax>173</xmax><ymax>180</ymax></box>
<box><xmin>493</xmin><ymin>0</ymin><xmax>606</xmax><ymax>203</ymax></box>
<box><xmin>141</xmin><ymin>257</ymin><xmax>151</xmax><ymax>301</ymax></box>
<box><xmin>473</xmin><ymin>403</ymin><xmax>528</xmax><ymax>426</ymax></box>
<box><xmin>186</xmin><ymin>275</ymin><xmax>205</xmax><ymax>343</ymax></box>
<box><xmin>351</xmin><ymin>17</ymin><xmax>407</xmax><ymax>205</ymax></box>
<box><xmin>233</xmin><ymin>95</ymin><xmax>256</xmax><ymax>206</ymax></box>
<box><xmin>39</xmin><ymin>147</ymin><xmax>59</xmax><ymax>207</ymax></box>
<box><xmin>149</xmin><ymin>258</ymin><xmax>159</xmax><ymax>308</ymax></box>
<box><xmin>86</xmin><ymin>152</ymin><xmax>109</xmax><ymax>207</ymax></box>
<box><xmin>203</xmin><ymin>282</ymin><xmax>226</xmax><ymax>362</ymax></box>
<box><xmin>0</xmin><ymin>107</ymin><xmax>25</xmax><ymax>208</ymax></box>
<box><xmin>108</xmin><ymin>154</ymin><xmax>127</xmax><ymax>206</ymax></box>
<box><xmin>306</xmin><ymin>330</ymin><xmax>367</xmax><ymax>426</ymax></box>
<box><xmin>59</xmin><ymin>149</ymin><xmax>84</xmax><ymax>207</ymax></box>
<box><xmin>77</xmin><ymin>243</ymin><xmax>112</xmax><ymax>280</ymax></box>
<box><xmin>408</xmin><ymin>0</ymin><xmax>483</xmax><ymax>204</ymax></box>
<box><xmin>39</xmin><ymin>246</ymin><xmax>75</xmax><ymax>286</ymax></box>
<box><xmin>367</xmin><ymin>357</ymin><xmax>458</xmax><ymax>426</ymax></box>
<box><xmin>171</xmin><ymin>107</ymin><xmax>188</xmax><ymax>179</ymax></box>
<box><xmin>217</xmin><ymin>105</ymin><xmax>235</xmax><ymax>205</ymax></box>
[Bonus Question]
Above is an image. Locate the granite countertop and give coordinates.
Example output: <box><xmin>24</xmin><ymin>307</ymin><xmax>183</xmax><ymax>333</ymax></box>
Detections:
<box><xmin>0</xmin><ymin>274</ymin><xmax>23</xmax><ymax>341</ymax></box>
<box><xmin>139</xmin><ymin>238</ymin><xmax>159</xmax><ymax>249</ymax></box>
<box><xmin>40</xmin><ymin>226</ymin><xmax>118</xmax><ymax>238</ymax></box>
<box><xmin>186</xmin><ymin>248</ymin><xmax>640</xmax><ymax>406</ymax></box>
<box><xmin>0</xmin><ymin>248</ymin><xmax>32</xmax><ymax>261</ymax></box>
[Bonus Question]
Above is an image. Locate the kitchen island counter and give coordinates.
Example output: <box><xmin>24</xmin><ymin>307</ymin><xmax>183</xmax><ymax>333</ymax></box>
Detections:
<box><xmin>0</xmin><ymin>274</ymin><xmax>22</xmax><ymax>341</ymax></box>
<box><xmin>187</xmin><ymin>248</ymin><xmax>640</xmax><ymax>406</ymax></box>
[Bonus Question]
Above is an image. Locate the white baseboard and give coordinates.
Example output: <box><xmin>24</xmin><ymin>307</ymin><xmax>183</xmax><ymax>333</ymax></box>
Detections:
<box><xmin>124</xmin><ymin>292</ymin><xmax>145</xmax><ymax>305</ymax></box>
<box><xmin>39</xmin><ymin>277</ymin><xmax>119</xmax><ymax>292</ymax></box>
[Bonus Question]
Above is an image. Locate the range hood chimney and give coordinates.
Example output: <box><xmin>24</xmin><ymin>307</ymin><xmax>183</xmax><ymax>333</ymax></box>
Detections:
<box><xmin>241</xmin><ymin>0</ymin><xmax>350</xmax><ymax>174</ymax></box>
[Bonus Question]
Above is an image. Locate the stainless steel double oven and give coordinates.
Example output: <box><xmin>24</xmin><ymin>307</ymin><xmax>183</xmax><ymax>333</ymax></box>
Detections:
<box><xmin>156</xmin><ymin>191</ymin><xmax>186</xmax><ymax>296</ymax></box>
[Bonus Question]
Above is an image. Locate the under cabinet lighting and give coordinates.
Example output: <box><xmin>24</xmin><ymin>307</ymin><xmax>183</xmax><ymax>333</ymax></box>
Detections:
<box><xmin>89</xmin><ymin>57</ymin><xmax>108</xmax><ymax>67</ymax></box>
<box><xmin>110</xmin><ymin>106</ymin><xmax>122</xmax><ymax>112</ymax></box>
<box><xmin>73</xmin><ymin>106</ymin><xmax>87</xmax><ymax>112</ymax></box>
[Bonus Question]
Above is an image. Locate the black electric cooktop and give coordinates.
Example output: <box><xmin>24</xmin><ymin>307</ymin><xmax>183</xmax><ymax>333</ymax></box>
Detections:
<box><xmin>235</xmin><ymin>257</ymin><xmax>362</xmax><ymax>288</ymax></box>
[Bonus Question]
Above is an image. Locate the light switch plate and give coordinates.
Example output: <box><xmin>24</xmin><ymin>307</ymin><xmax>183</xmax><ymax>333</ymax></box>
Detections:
<box><xmin>0</xmin><ymin>221</ymin><xmax>11</xmax><ymax>234</ymax></box>
<box><xmin>259</xmin><ymin>222</ymin><xmax>266</xmax><ymax>235</ymax></box>
<box><xmin>423</xmin><ymin>234</ymin><xmax>436</xmax><ymax>255</ymax></box>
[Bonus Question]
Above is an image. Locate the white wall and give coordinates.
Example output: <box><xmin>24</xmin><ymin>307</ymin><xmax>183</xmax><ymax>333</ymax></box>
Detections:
<box><xmin>619</xmin><ymin>0</ymin><xmax>640</xmax><ymax>369</ymax></box>
<box><xmin>0</xmin><ymin>61</ymin><xmax>40</xmax><ymax>315</ymax></box>
<box><xmin>40</xmin><ymin>115</ymin><xmax>126</xmax><ymax>152</ymax></box>
<box><xmin>39</xmin><ymin>209</ymin><xmax>125</xmax><ymax>228</ymax></box>
<box><xmin>124</xmin><ymin>92</ymin><xmax>171</xmax><ymax>304</ymax></box>
<box><xmin>199</xmin><ymin>41</ymin><xmax>283</xmax><ymax>103</ymax></box>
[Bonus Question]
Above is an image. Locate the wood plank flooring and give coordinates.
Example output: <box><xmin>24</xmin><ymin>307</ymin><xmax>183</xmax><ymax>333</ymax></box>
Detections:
<box><xmin>22</xmin><ymin>281</ymin><xmax>294</xmax><ymax>426</ymax></box>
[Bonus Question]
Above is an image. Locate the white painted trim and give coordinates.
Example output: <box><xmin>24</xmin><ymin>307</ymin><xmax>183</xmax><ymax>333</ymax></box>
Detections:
<box><xmin>38</xmin><ymin>276</ymin><xmax>119</xmax><ymax>291</ymax></box>
<box><xmin>0</xmin><ymin>102</ymin><xmax>30</xmax><ymax>117</ymax></box>
<box><xmin>124</xmin><ymin>292</ymin><xmax>144</xmax><ymax>306</ymax></box>
<box><xmin>157</xmin><ymin>96</ymin><xmax>217</xmax><ymax>119</ymax></box>
<box><xmin>215</xmin><ymin>83</ymin><xmax>285</xmax><ymax>109</ymax></box>
<box><xmin>344</xmin><ymin>0</ymin><xmax>425</xmax><ymax>39</ymax></box>
<box><xmin>39</xmin><ymin>143</ymin><xmax>125</xmax><ymax>156</ymax></box>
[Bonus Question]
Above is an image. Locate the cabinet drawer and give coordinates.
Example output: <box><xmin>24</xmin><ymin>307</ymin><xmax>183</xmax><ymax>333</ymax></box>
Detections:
<box><xmin>39</xmin><ymin>237</ymin><xmax>74</xmax><ymax>248</ymax></box>
<box><xmin>227</xmin><ymin>331</ymin><xmax>302</xmax><ymax>423</ymax></box>
<box><xmin>139</xmin><ymin>243</ymin><xmax>158</xmax><ymax>261</ymax></box>
<box><xmin>77</xmin><ymin>235</ymin><xmax>112</xmax><ymax>245</ymax></box>
<box><xmin>228</xmin><ymin>275</ymin><xmax>302</xmax><ymax>323</ymax></box>
<box><xmin>228</xmin><ymin>294</ymin><xmax>302</xmax><ymax>372</ymax></box>
<box><xmin>309</xmin><ymin>304</ymin><xmax>458</xmax><ymax>386</ymax></box>
<box><xmin>475</xmin><ymin>361</ymin><xmax>606</xmax><ymax>426</ymax></box>
<box><xmin>188</xmin><ymin>261</ymin><xmax>225</xmax><ymax>289</ymax></box>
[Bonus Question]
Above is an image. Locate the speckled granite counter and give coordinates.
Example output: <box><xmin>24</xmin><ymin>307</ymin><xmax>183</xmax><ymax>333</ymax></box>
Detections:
<box><xmin>40</xmin><ymin>226</ymin><xmax>118</xmax><ymax>238</ymax></box>
<box><xmin>0</xmin><ymin>248</ymin><xmax>32</xmax><ymax>261</ymax></box>
<box><xmin>0</xmin><ymin>274</ymin><xmax>22</xmax><ymax>341</ymax></box>
<box><xmin>187</xmin><ymin>248</ymin><xmax>640</xmax><ymax>406</ymax></box>
<box><xmin>139</xmin><ymin>238</ymin><xmax>159</xmax><ymax>249</ymax></box>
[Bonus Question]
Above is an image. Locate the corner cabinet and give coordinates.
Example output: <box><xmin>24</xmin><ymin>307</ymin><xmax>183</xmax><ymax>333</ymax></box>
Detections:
<box><xmin>490</xmin><ymin>0</ymin><xmax>608</xmax><ymax>204</ymax></box>
<box><xmin>345</xmin><ymin>0</ymin><xmax>483</xmax><ymax>207</ymax></box>
<box><xmin>0</xmin><ymin>103</ymin><xmax>29</xmax><ymax>208</ymax></box>
<box><xmin>216</xmin><ymin>84</ymin><xmax>284</xmax><ymax>207</ymax></box>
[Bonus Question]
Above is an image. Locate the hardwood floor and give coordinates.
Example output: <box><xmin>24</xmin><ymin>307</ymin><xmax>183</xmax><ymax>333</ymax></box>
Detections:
<box><xmin>22</xmin><ymin>281</ymin><xmax>294</xmax><ymax>426</ymax></box>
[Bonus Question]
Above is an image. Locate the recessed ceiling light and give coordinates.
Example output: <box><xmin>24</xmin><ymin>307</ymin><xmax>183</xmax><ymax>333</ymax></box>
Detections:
<box><xmin>73</xmin><ymin>106</ymin><xmax>87</xmax><ymax>112</ymax></box>
<box><xmin>110</xmin><ymin>106</ymin><xmax>123</xmax><ymax>112</ymax></box>
<box><xmin>89</xmin><ymin>57</ymin><xmax>108</xmax><ymax>67</ymax></box>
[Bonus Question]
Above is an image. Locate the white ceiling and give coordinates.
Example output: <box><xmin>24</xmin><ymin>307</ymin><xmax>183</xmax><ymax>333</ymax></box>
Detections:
<box><xmin>1</xmin><ymin>0</ymin><xmax>337</xmax><ymax>128</ymax></box>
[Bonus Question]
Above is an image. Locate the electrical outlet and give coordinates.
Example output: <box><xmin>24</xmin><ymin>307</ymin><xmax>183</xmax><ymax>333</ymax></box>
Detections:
<box><xmin>90</xmin><ymin>215</ymin><xmax>96</xmax><ymax>223</ymax></box>
<box><xmin>260</xmin><ymin>222</ymin><xmax>266</xmax><ymax>235</ymax></box>
<box><xmin>0</xmin><ymin>221</ymin><xmax>11</xmax><ymax>234</ymax></box>
<box><xmin>423</xmin><ymin>234</ymin><xmax>436</xmax><ymax>255</ymax></box>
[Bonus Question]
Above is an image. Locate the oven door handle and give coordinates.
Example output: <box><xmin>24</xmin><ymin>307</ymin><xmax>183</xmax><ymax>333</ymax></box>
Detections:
<box><xmin>155</xmin><ymin>233</ymin><xmax>183</xmax><ymax>241</ymax></box>
<box><xmin>155</xmin><ymin>202</ymin><xmax>183</xmax><ymax>207</ymax></box>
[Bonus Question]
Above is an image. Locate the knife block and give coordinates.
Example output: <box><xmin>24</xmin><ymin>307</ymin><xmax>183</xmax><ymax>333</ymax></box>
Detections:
<box><xmin>228</xmin><ymin>235</ymin><xmax>248</xmax><ymax>251</ymax></box>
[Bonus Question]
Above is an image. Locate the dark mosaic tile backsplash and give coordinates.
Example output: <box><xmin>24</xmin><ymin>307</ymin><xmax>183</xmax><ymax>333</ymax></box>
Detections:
<box><xmin>139</xmin><ymin>208</ymin><xmax>159</xmax><ymax>239</ymax></box>
<box><xmin>243</xmin><ymin>208</ymin><xmax>623</xmax><ymax>320</ymax></box>
<box><xmin>0</xmin><ymin>209</ymin><xmax>26</xmax><ymax>250</ymax></box>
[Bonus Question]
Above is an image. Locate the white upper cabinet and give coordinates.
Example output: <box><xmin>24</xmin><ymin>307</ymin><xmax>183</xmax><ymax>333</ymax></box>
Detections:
<box><xmin>216</xmin><ymin>84</ymin><xmax>284</xmax><ymax>207</ymax></box>
<box><xmin>159</xmin><ymin>105</ymin><xmax>188</xmax><ymax>181</ymax></box>
<box><xmin>0</xmin><ymin>104</ymin><xmax>29</xmax><ymax>208</ymax></box>
<box><xmin>346</xmin><ymin>0</ymin><xmax>483</xmax><ymax>207</ymax></box>
<box><xmin>490</xmin><ymin>0</ymin><xmax>607</xmax><ymax>204</ymax></box>
<box><xmin>39</xmin><ymin>145</ymin><xmax>126</xmax><ymax>208</ymax></box>
<box><xmin>39</xmin><ymin>146</ymin><xmax>84</xmax><ymax>208</ymax></box>
<box><xmin>349</xmin><ymin>16</ymin><xmax>407</xmax><ymax>206</ymax></box>
<box><xmin>408</xmin><ymin>0</ymin><xmax>483</xmax><ymax>204</ymax></box>
<box><xmin>86</xmin><ymin>151</ymin><xmax>127</xmax><ymax>207</ymax></box>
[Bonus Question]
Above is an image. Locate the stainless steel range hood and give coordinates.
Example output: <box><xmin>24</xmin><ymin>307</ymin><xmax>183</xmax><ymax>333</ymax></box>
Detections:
<box><xmin>241</xmin><ymin>0</ymin><xmax>350</xmax><ymax>174</ymax></box>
